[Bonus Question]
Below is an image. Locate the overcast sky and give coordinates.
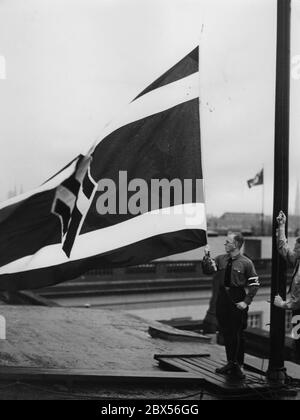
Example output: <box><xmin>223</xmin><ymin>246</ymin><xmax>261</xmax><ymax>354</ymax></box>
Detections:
<box><xmin>0</xmin><ymin>0</ymin><xmax>299</xmax><ymax>216</ymax></box>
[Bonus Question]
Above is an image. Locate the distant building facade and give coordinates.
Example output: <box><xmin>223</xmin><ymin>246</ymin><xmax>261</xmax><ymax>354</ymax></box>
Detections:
<box><xmin>208</xmin><ymin>212</ymin><xmax>300</xmax><ymax>237</ymax></box>
<box><xmin>208</xmin><ymin>212</ymin><xmax>272</xmax><ymax>236</ymax></box>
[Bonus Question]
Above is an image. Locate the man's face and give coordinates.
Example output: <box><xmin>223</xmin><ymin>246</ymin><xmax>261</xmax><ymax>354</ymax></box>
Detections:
<box><xmin>224</xmin><ymin>234</ymin><xmax>237</xmax><ymax>254</ymax></box>
<box><xmin>294</xmin><ymin>239</ymin><xmax>300</xmax><ymax>258</ymax></box>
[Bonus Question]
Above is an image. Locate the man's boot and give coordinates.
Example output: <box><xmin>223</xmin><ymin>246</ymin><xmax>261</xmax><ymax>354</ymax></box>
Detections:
<box><xmin>215</xmin><ymin>362</ymin><xmax>235</xmax><ymax>375</ymax></box>
<box><xmin>228</xmin><ymin>363</ymin><xmax>246</xmax><ymax>380</ymax></box>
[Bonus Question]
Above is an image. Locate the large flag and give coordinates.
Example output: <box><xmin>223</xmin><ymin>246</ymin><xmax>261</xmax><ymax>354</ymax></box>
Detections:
<box><xmin>0</xmin><ymin>46</ymin><xmax>207</xmax><ymax>291</ymax></box>
<box><xmin>247</xmin><ymin>169</ymin><xmax>264</xmax><ymax>188</ymax></box>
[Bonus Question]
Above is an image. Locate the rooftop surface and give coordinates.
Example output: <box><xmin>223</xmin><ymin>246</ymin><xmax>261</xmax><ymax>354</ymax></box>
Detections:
<box><xmin>0</xmin><ymin>306</ymin><xmax>213</xmax><ymax>370</ymax></box>
<box><xmin>0</xmin><ymin>305</ymin><xmax>298</xmax><ymax>400</ymax></box>
<box><xmin>0</xmin><ymin>306</ymin><xmax>217</xmax><ymax>399</ymax></box>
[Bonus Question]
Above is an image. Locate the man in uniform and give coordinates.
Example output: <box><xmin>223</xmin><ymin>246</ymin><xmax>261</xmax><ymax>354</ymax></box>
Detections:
<box><xmin>202</xmin><ymin>233</ymin><xmax>260</xmax><ymax>379</ymax></box>
<box><xmin>274</xmin><ymin>211</ymin><xmax>300</xmax><ymax>362</ymax></box>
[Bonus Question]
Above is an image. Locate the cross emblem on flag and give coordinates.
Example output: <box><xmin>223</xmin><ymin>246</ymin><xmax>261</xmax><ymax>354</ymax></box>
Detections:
<box><xmin>52</xmin><ymin>154</ymin><xmax>98</xmax><ymax>257</ymax></box>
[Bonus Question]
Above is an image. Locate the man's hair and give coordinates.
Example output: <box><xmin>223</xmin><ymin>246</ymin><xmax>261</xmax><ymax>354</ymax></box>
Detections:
<box><xmin>233</xmin><ymin>233</ymin><xmax>244</xmax><ymax>249</ymax></box>
<box><xmin>296</xmin><ymin>237</ymin><xmax>300</xmax><ymax>244</ymax></box>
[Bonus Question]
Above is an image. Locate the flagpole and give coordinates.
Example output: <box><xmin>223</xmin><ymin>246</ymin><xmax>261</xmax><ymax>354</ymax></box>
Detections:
<box><xmin>266</xmin><ymin>0</ymin><xmax>291</xmax><ymax>384</ymax></box>
<box><xmin>261</xmin><ymin>165</ymin><xmax>265</xmax><ymax>236</ymax></box>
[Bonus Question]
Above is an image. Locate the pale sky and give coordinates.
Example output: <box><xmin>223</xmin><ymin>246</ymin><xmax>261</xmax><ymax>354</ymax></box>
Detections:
<box><xmin>0</xmin><ymin>0</ymin><xmax>299</xmax><ymax>216</ymax></box>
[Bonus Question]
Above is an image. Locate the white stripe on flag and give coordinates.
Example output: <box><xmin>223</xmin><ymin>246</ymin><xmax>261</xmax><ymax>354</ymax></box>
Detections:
<box><xmin>0</xmin><ymin>72</ymin><xmax>199</xmax><ymax>210</ymax></box>
<box><xmin>0</xmin><ymin>202</ymin><xmax>206</xmax><ymax>274</ymax></box>
<box><xmin>84</xmin><ymin>72</ymin><xmax>200</xmax><ymax>155</ymax></box>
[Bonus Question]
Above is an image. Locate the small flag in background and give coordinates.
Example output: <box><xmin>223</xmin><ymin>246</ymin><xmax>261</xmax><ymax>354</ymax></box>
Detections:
<box><xmin>247</xmin><ymin>169</ymin><xmax>264</xmax><ymax>188</ymax></box>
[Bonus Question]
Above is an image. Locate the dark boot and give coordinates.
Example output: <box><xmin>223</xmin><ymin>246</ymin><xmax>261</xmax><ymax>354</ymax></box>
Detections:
<box><xmin>228</xmin><ymin>363</ymin><xmax>246</xmax><ymax>380</ymax></box>
<box><xmin>215</xmin><ymin>362</ymin><xmax>235</xmax><ymax>375</ymax></box>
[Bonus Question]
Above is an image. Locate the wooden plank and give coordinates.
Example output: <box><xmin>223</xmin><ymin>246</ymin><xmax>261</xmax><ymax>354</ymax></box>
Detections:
<box><xmin>194</xmin><ymin>358</ymin><xmax>265</xmax><ymax>386</ymax></box>
<box><xmin>180</xmin><ymin>358</ymin><xmax>239</xmax><ymax>389</ymax></box>
<box><xmin>160</xmin><ymin>355</ymin><xmax>229</xmax><ymax>392</ymax></box>
<box><xmin>158</xmin><ymin>355</ymin><xmax>218</xmax><ymax>375</ymax></box>
<box><xmin>185</xmin><ymin>358</ymin><xmax>252</xmax><ymax>390</ymax></box>
<box><xmin>156</xmin><ymin>350</ymin><xmax>300</xmax><ymax>381</ymax></box>
<box><xmin>155</xmin><ymin>359</ymin><xmax>184</xmax><ymax>373</ymax></box>
<box><xmin>158</xmin><ymin>356</ymin><xmax>248</xmax><ymax>393</ymax></box>
<box><xmin>188</xmin><ymin>358</ymin><xmax>272</xmax><ymax>395</ymax></box>
<box><xmin>159</xmin><ymin>357</ymin><xmax>202</xmax><ymax>377</ymax></box>
<box><xmin>191</xmin><ymin>356</ymin><xmax>222</xmax><ymax>370</ymax></box>
<box><xmin>183</xmin><ymin>358</ymin><xmax>223</xmax><ymax>377</ymax></box>
<box><xmin>154</xmin><ymin>353</ymin><xmax>210</xmax><ymax>360</ymax></box>
<box><xmin>194</xmin><ymin>357</ymin><xmax>268</xmax><ymax>389</ymax></box>
<box><xmin>218</xmin><ymin>355</ymin><xmax>266</xmax><ymax>376</ymax></box>
<box><xmin>179</xmin><ymin>358</ymin><xmax>264</xmax><ymax>395</ymax></box>
<box><xmin>156</xmin><ymin>353</ymin><xmax>252</xmax><ymax>378</ymax></box>
<box><xmin>148</xmin><ymin>326</ymin><xmax>211</xmax><ymax>342</ymax></box>
<box><xmin>158</xmin><ymin>357</ymin><xmax>204</xmax><ymax>375</ymax></box>
<box><xmin>155</xmin><ymin>354</ymin><xmax>272</xmax><ymax>395</ymax></box>
<box><xmin>178</xmin><ymin>357</ymin><xmax>223</xmax><ymax>379</ymax></box>
<box><xmin>188</xmin><ymin>358</ymin><xmax>227</xmax><ymax>375</ymax></box>
<box><xmin>0</xmin><ymin>366</ymin><xmax>204</xmax><ymax>386</ymax></box>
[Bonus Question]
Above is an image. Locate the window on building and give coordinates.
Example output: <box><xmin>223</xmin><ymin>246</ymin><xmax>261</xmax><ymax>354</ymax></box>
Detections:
<box><xmin>248</xmin><ymin>312</ymin><xmax>262</xmax><ymax>329</ymax></box>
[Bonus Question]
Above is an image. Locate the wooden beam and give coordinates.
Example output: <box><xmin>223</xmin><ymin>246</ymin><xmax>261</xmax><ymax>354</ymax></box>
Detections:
<box><xmin>0</xmin><ymin>366</ymin><xmax>204</xmax><ymax>386</ymax></box>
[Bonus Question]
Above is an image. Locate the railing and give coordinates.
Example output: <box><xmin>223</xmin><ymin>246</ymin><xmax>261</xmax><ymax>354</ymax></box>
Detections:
<box><xmin>82</xmin><ymin>260</ymin><xmax>205</xmax><ymax>281</ymax></box>
<box><xmin>82</xmin><ymin>258</ymin><xmax>274</xmax><ymax>282</ymax></box>
<box><xmin>36</xmin><ymin>258</ymin><xmax>293</xmax><ymax>299</ymax></box>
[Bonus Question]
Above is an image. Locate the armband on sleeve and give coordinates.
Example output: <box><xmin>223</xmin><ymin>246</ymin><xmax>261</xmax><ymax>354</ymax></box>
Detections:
<box><xmin>247</xmin><ymin>276</ymin><xmax>260</xmax><ymax>287</ymax></box>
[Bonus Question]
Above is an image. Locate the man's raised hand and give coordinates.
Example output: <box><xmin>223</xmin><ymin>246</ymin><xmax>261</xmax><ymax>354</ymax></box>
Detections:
<box><xmin>276</xmin><ymin>211</ymin><xmax>287</xmax><ymax>226</ymax></box>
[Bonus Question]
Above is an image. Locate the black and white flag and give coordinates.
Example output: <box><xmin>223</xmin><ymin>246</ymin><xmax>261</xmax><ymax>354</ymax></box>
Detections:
<box><xmin>247</xmin><ymin>169</ymin><xmax>264</xmax><ymax>188</ymax></box>
<box><xmin>0</xmin><ymin>46</ymin><xmax>207</xmax><ymax>291</ymax></box>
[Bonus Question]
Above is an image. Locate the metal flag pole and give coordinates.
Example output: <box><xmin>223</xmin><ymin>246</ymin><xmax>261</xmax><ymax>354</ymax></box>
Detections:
<box><xmin>266</xmin><ymin>0</ymin><xmax>291</xmax><ymax>383</ymax></box>
<box><xmin>261</xmin><ymin>165</ymin><xmax>265</xmax><ymax>236</ymax></box>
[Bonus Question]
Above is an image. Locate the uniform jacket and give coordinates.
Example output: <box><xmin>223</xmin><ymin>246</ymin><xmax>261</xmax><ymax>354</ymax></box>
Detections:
<box><xmin>277</xmin><ymin>226</ymin><xmax>300</xmax><ymax>311</ymax></box>
<box><xmin>202</xmin><ymin>253</ymin><xmax>260</xmax><ymax>306</ymax></box>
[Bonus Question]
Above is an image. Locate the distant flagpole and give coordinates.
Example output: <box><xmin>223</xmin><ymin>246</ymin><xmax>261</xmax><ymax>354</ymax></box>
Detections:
<box><xmin>261</xmin><ymin>165</ymin><xmax>265</xmax><ymax>236</ymax></box>
<box><xmin>247</xmin><ymin>168</ymin><xmax>264</xmax><ymax>235</ymax></box>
